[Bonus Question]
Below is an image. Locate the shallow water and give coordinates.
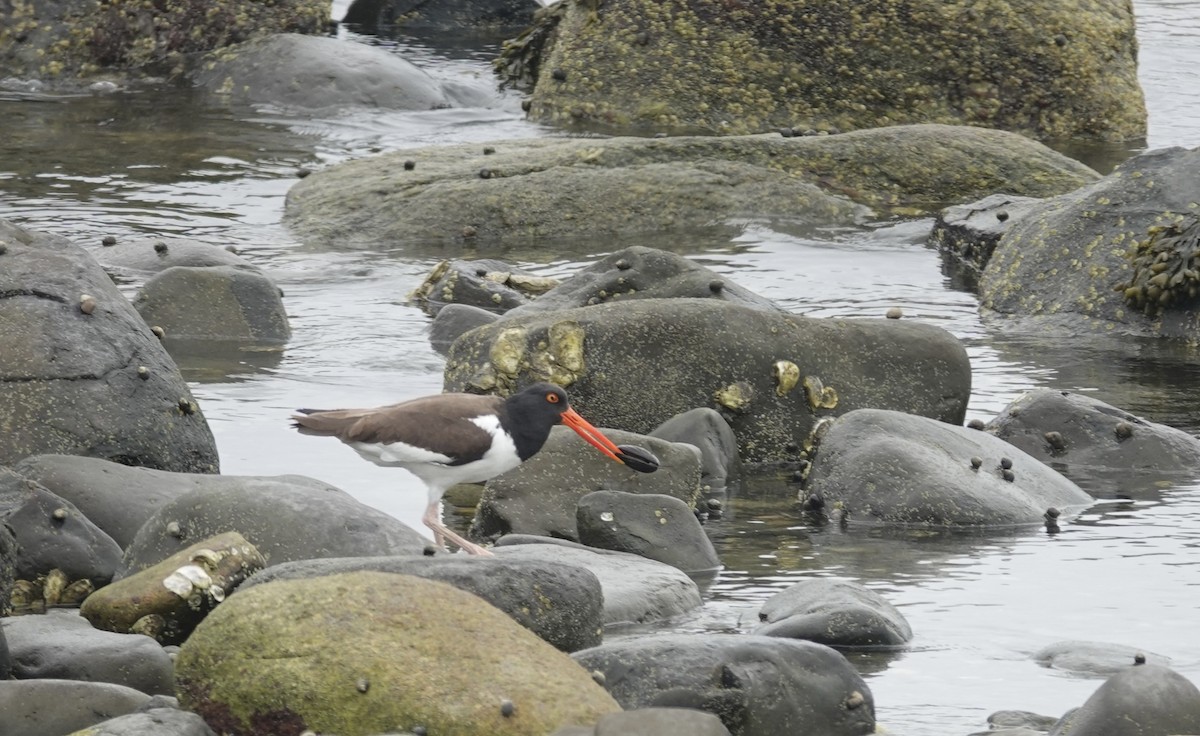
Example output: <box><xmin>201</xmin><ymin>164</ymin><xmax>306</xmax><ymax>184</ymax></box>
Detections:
<box><xmin>3</xmin><ymin>2</ymin><xmax>1200</xmax><ymax>733</ymax></box>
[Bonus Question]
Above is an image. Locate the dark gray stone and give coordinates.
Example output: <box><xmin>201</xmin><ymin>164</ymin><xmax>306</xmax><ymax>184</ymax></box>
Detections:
<box><xmin>987</xmin><ymin>710</ymin><xmax>1060</xmax><ymax>732</ymax></box>
<box><xmin>0</xmin><ymin>468</ymin><xmax>122</xmax><ymax>584</ymax></box>
<box><xmin>342</xmin><ymin>0</ymin><xmax>536</xmax><ymax>33</ymax></box>
<box><xmin>410</xmin><ymin>258</ymin><xmax>552</xmax><ymax>316</ymax></box>
<box><xmin>445</xmin><ymin>298</ymin><xmax>971</xmax><ymax>463</ymax></box>
<box><xmin>0</xmin><ymin>520</ymin><xmax>14</xmax><ymax>615</ymax></box>
<box><xmin>577</xmin><ymin>491</ymin><xmax>721</xmax><ymax>574</ymax></box>
<box><xmin>929</xmin><ymin>193</ymin><xmax>1042</xmax><ymax>292</ymax></box>
<box><xmin>754</xmin><ymin>578</ymin><xmax>911</xmax><ymax>649</ymax></box>
<box><xmin>119</xmin><ymin>475</ymin><xmax>426</xmax><ymax>579</ymax></box>
<box><xmin>242</xmin><ymin>554</ymin><xmax>604</xmax><ymax>652</ymax></box>
<box><xmin>94</xmin><ymin>236</ymin><xmax>251</xmax><ymax>279</ymax></box>
<box><xmin>1</xmin><ymin>609</ymin><xmax>173</xmax><ymax>695</ymax></box>
<box><xmin>1048</xmin><ymin>664</ymin><xmax>1200</xmax><ymax>736</ymax></box>
<box><xmin>429</xmin><ymin>303</ymin><xmax>501</xmax><ymax>354</ymax></box>
<box><xmin>573</xmin><ymin>634</ymin><xmax>875</xmax><ymax>736</ymax></box>
<box><xmin>191</xmin><ymin>33</ymin><xmax>450</xmax><ymax>111</ymax></box>
<box><xmin>806</xmin><ymin>409</ymin><xmax>1093</xmax><ymax>527</ymax></box>
<box><xmin>551</xmin><ymin>707</ymin><xmax>733</xmax><ymax>736</ymax></box>
<box><xmin>492</xmin><ymin>538</ymin><xmax>702</xmax><ymax>626</ymax></box>
<box><xmin>1034</xmin><ymin>641</ymin><xmax>1171</xmax><ymax>678</ymax></box>
<box><xmin>472</xmin><ymin>427</ymin><xmax>701</xmax><ymax>542</ymax></box>
<box><xmin>0</xmin><ymin>679</ymin><xmax>151</xmax><ymax>736</ymax></box>
<box><xmin>505</xmin><ymin>246</ymin><xmax>783</xmax><ymax>318</ymax></box>
<box><xmin>0</xmin><ymin>220</ymin><xmax>219</xmax><ymax>472</ymax></box>
<box><xmin>981</xmin><ymin>147</ymin><xmax>1200</xmax><ymax>337</ymax></box>
<box><xmin>650</xmin><ymin>407</ymin><xmax>741</xmax><ymax>493</ymax></box>
<box><xmin>134</xmin><ymin>265</ymin><xmax>290</xmax><ymax>345</ymax></box>
<box><xmin>69</xmin><ymin>707</ymin><xmax>216</xmax><ymax>736</ymax></box>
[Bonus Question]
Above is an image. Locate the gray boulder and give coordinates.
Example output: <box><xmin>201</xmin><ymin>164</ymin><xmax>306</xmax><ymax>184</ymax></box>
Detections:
<box><xmin>929</xmin><ymin>194</ymin><xmax>1042</xmax><ymax>292</ymax></box>
<box><xmin>0</xmin><ymin>609</ymin><xmax>173</xmax><ymax>695</ymax></box>
<box><xmin>410</xmin><ymin>258</ymin><xmax>557</xmax><ymax>316</ymax></box>
<box><xmin>551</xmin><ymin>708</ymin><xmax>733</xmax><ymax>736</ymax></box>
<box><xmin>0</xmin><ymin>520</ymin><xmax>14</xmax><ymax>615</ymax></box>
<box><xmin>94</xmin><ymin>235</ymin><xmax>250</xmax><ymax>280</ymax></box>
<box><xmin>0</xmin><ymin>220</ymin><xmax>218</xmax><ymax>472</ymax></box>
<box><xmin>754</xmin><ymin>579</ymin><xmax>911</xmax><ymax>649</ymax></box>
<box><xmin>0</xmin><ymin>679</ymin><xmax>151</xmax><ymax>736</ymax></box>
<box><xmin>985</xmin><ymin>389</ymin><xmax>1200</xmax><ymax>492</ymax></box>
<box><xmin>192</xmin><ymin>33</ymin><xmax>450</xmax><ymax>111</ymax></box>
<box><xmin>576</xmin><ymin>491</ymin><xmax>721</xmax><ymax>574</ymax></box>
<box><xmin>446</xmin><ymin>299</ymin><xmax>971</xmax><ymax>463</ymax></box>
<box><xmin>429</xmin><ymin>303</ymin><xmax>501</xmax><ymax>354</ymax></box>
<box><xmin>64</xmin><ymin>707</ymin><xmax>216</xmax><ymax>736</ymax></box>
<box><xmin>472</xmin><ymin>427</ymin><xmax>701</xmax><ymax>542</ymax></box>
<box><xmin>118</xmin><ymin>474</ymin><xmax>426</xmax><ymax>578</ymax></box>
<box><xmin>505</xmin><ymin>246</ymin><xmax>783</xmax><ymax>318</ymax></box>
<box><xmin>134</xmin><ymin>265</ymin><xmax>290</xmax><ymax>346</ymax></box>
<box><xmin>981</xmin><ymin>146</ymin><xmax>1200</xmax><ymax>337</ymax></box>
<box><xmin>284</xmin><ymin>126</ymin><xmax>1095</xmax><ymax>247</ymax></box>
<box><xmin>1048</xmin><ymin>664</ymin><xmax>1200</xmax><ymax>736</ymax></box>
<box><xmin>1034</xmin><ymin>641</ymin><xmax>1171</xmax><ymax>678</ymax></box>
<box><xmin>573</xmin><ymin>634</ymin><xmax>875</xmax><ymax>736</ymax></box>
<box><xmin>650</xmin><ymin>407</ymin><xmax>741</xmax><ymax>494</ymax></box>
<box><xmin>242</xmin><ymin>554</ymin><xmax>604</xmax><ymax>652</ymax></box>
<box><xmin>493</xmin><ymin>538</ymin><xmax>703</xmax><ymax>626</ymax></box>
<box><xmin>0</xmin><ymin>468</ymin><xmax>122</xmax><ymax>584</ymax></box>
<box><xmin>505</xmin><ymin>0</ymin><xmax>1143</xmax><ymax>141</ymax></box>
<box><xmin>805</xmin><ymin>409</ymin><xmax>1093</xmax><ymax>526</ymax></box>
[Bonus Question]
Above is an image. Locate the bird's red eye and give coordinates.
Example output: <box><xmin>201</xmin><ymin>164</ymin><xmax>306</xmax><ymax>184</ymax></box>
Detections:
<box><xmin>546</xmin><ymin>392</ymin><xmax>560</xmax><ymax>404</ymax></box>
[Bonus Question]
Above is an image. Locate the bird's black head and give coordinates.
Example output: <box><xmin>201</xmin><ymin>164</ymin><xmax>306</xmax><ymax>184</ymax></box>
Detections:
<box><xmin>500</xmin><ymin>383</ymin><xmax>572</xmax><ymax>460</ymax></box>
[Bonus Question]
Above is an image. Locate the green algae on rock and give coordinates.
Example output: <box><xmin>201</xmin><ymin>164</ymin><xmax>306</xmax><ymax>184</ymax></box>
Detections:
<box><xmin>501</xmin><ymin>0</ymin><xmax>1145</xmax><ymax>140</ymax></box>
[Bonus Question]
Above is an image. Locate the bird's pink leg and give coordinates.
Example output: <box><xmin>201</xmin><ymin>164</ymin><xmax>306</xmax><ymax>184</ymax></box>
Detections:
<box><xmin>423</xmin><ymin>501</ymin><xmax>494</xmax><ymax>556</ymax></box>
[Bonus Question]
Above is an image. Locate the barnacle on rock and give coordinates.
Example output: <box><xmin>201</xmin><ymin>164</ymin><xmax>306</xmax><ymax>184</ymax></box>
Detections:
<box><xmin>9</xmin><ymin>569</ymin><xmax>95</xmax><ymax>614</ymax></box>
<box><xmin>1117</xmin><ymin>216</ymin><xmax>1200</xmax><ymax>316</ymax></box>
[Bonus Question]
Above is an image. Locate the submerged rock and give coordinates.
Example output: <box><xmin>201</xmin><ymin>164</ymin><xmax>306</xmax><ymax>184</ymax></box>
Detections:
<box><xmin>1034</xmin><ymin>641</ymin><xmax>1171</xmax><ymax>678</ymax></box>
<box><xmin>755</xmin><ymin>579</ymin><xmax>912</xmax><ymax>649</ymax></box>
<box><xmin>133</xmin><ymin>265</ymin><xmax>290</xmax><ymax>346</ymax></box>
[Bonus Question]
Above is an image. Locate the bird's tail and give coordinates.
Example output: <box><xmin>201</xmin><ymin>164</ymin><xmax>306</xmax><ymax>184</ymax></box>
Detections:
<box><xmin>291</xmin><ymin>407</ymin><xmax>368</xmax><ymax>436</ymax></box>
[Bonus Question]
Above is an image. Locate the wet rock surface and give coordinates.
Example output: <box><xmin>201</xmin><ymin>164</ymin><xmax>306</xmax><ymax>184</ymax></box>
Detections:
<box><xmin>0</xmin><ymin>679</ymin><xmax>152</xmax><ymax>736</ymax></box>
<box><xmin>754</xmin><ymin>579</ymin><xmax>912</xmax><ymax>649</ymax></box>
<box><xmin>1047</xmin><ymin>663</ymin><xmax>1200</xmax><ymax>736</ymax></box>
<box><xmin>133</xmin><ymin>264</ymin><xmax>291</xmax><ymax>346</ymax></box>
<box><xmin>930</xmin><ymin>194</ymin><xmax>1043</xmax><ymax>292</ymax></box>
<box><xmin>576</xmin><ymin>490</ymin><xmax>721</xmax><ymax>574</ymax></box>
<box><xmin>1034</xmin><ymin>641</ymin><xmax>1171</xmax><ymax>678</ymax></box>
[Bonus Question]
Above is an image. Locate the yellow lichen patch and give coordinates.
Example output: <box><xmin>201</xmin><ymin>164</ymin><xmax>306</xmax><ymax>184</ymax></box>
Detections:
<box><xmin>714</xmin><ymin>381</ymin><xmax>753</xmax><ymax>411</ymax></box>
<box><xmin>528</xmin><ymin>321</ymin><xmax>586</xmax><ymax>386</ymax></box>
<box><xmin>803</xmin><ymin>375</ymin><xmax>838</xmax><ymax>411</ymax></box>
<box><xmin>772</xmin><ymin>360</ymin><xmax>800</xmax><ymax>396</ymax></box>
<box><xmin>489</xmin><ymin>327</ymin><xmax>528</xmax><ymax>379</ymax></box>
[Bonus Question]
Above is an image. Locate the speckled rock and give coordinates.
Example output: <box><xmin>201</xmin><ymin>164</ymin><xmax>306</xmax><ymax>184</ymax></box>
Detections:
<box><xmin>175</xmin><ymin>571</ymin><xmax>622</xmax><ymax>736</ymax></box>
<box><xmin>82</xmin><ymin>532</ymin><xmax>265</xmax><ymax>645</ymax></box>
<box><xmin>472</xmin><ymin>427</ymin><xmax>701</xmax><ymax>541</ymax></box>
<box><xmin>980</xmin><ymin>146</ymin><xmax>1200</xmax><ymax>337</ymax></box>
<box><xmin>573</xmin><ymin>634</ymin><xmax>875</xmax><ymax>736</ymax></box>
<box><xmin>1</xmin><ymin>609</ymin><xmax>174</xmax><ymax>695</ymax></box>
<box><xmin>284</xmin><ymin>125</ymin><xmax>1095</xmax><ymax>246</ymax></box>
<box><xmin>0</xmin><ymin>679</ymin><xmax>151</xmax><ymax>736</ymax></box>
<box><xmin>576</xmin><ymin>491</ymin><xmax>721</xmax><ymax>574</ymax></box>
<box><xmin>118</xmin><ymin>474</ymin><xmax>426</xmax><ymax>578</ymax></box>
<box><xmin>503</xmin><ymin>0</ymin><xmax>1144</xmax><ymax>140</ymax></box>
<box><xmin>550</xmin><ymin>707</ymin><xmax>733</xmax><ymax>736</ymax></box>
<box><xmin>133</xmin><ymin>265</ymin><xmax>290</xmax><ymax>346</ymax></box>
<box><xmin>985</xmin><ymin>389</ymin><xmax>1200</xmax><ymax>492</ymax></box>
<box><xmin>63</xmin><ymin>706</ymin><xmax>216</xmax><ymax>736</ymax></box>
<box><xmin>805</xmin><ymin>409</ymin><xmax>1093</xmax><ymax>527</ymax></box>
<box><xmin>445</xmin><ymin>299</ymin><xmax>972</xmax><ymax>463</ymax></box>
<box><xmin>0</xmin><ymin>0</ymin><xmax>327</xmax><ymax>83</ymax></box>
<box><xmin>240</xmin><ymin>554</ymin><xmax>604</xmax><ymax>652</ymax></box>
<box><xmin>342</xmin><ymin>0</ymin><xmax>536</xmax><ymax>33</ymax></box>
<box><xmin>411</xmin><ymin>258</ymin><xmax>555</xmax><ymax>316</ymax></box>
<box><xmin>0</xmin><ymin>521</ymin><xmax>15</xmax><ymax>616</ymax></box>
<box><xmin>1034</xmin><ymin>641</ymin><xmax>1170</xmax><ymax>678</ymax></box>
<box><xmin>93</xmin><ymin>236</ymin><xmax>251</xmax><ymax>280</ymax></box>
<box><xmin>754</xmin><ymin>579</ymin><xmax>912</xmax><ymax>649</ymax></box>
<box><xmin>191</xmin><ymin>34</ymin><xmax>451</xmax><ymax>111</ymax></box>
<box><xmin>1047</xmin><ymin>664</ymin><xmax>1200</xmax><ymax>736</ymax></box>
<box><xmin>0</xmin><ymin>220</ymin><xmax>218</xmax><ymax>472</ymax></box>
<box><xmin>929</xmin><ymin>194</ymin><xmax>1043</xmax><ymax>292</ymax></box>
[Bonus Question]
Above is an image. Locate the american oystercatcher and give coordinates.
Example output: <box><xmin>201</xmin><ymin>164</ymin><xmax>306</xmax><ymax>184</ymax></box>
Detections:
<box><xmin>292</xmin><ymin>382</ymin><xmax>656</xmax><ymax>556</ymax></box>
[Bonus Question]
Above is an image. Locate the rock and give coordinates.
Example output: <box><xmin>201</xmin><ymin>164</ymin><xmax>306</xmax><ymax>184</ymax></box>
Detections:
<box><xmin>805</xmin><ymin>409</ymin><xmax>1093</xmax><ymax>526</ymax></box>
<box><xmin>649</xmin><ymin>407</ymin><xmax>741</xmax><ymax>493</ymax></box>
<box><xmin>929</xmin><ymin>194</ymin><xmax>1043</xmax><ymax>292</ymax></box>
<box><xmin>1048</xmin><ymin>664</ymin><xmax>1200</xmax><ymax>736</ymax></box>
<box><xmin>985</xmin><ymin>389</ymin><xmax>1200</xmax><ymax>491</ymax></box>
<box><xmin>504</xmin><ymin>246</ymin><xmax>782</xmax><ymax>318</ymax></box>
<box><xmin>410</xmin><ymin>258</ymin><xmax>556</xmax><ymax>316</ymax></box>
<box><xmin>342</xmin><ymin>0</ymin><xmax>536</xmax><ymax>33</ymax></box>
<box><xmin>445</xmin><ymin>299</ymin><xmax>972</xmax><ymax>463</ymax></box>
<box><xmin>504</xmin><ymin>0</ymin><xmax>1143</xmax><ymax>140</ymax></box>
<box><xmin>93</xmin><ymin>236</ymin><xmax>251</xmax><ymax>280</ymax></box>
<box><xmin>1034</xmin><ymin>641</ymin><xmax>1171</xmax><ymax>677</ymax></box>
<box><xmin>981</xmin><ymin>147</ymin><xmax>1200</xmax><ymax>337</ymax></box>
<box><xmin>63</xmin><ymin>707</ymin><xmax>216</xmax><ymax>736</ymax></box>
<box><xmin>492</xmin><ymin>538</ymin><xmax>702</xmax><ymax>626</ymax></box>
<box><xmin>240</xmin><ymin>554</ymin><xmax>604</xmax><ymax>652</ymax></box>
<box><xmin>82</xmin><ymin>532</ymin><xmax>265</xmax><ymax>645</ymax></box>
<box><xmin>0</xmin><ymin>0</ymin><xmax>326</xmax><ymax>83</ymax></box>
<box><xmin>284</xmin><ymin>126</ymin><xmax>1097</xmax><ymax>246</ymax></box>
<box><xmin>0</xmin><ymin>520</ymin><xmax>14</xmax><ymax>615</ymax></box>
<box><xmin>12</xmin><ymin>455</ymin><xmax>206</xmax><ymax>549</ymax></box>
<box><xmin>551</xmin><ymin>707</ymin><xmax>733</xmax><ymax>736</ymax></box>
<box><xmin>0</xmin><ymin>679</ymin><xmax>151</xmax><ymax>736</ymax></box>
<box><xmin>985</xmin><ymin>710</ymin><xmax>1060</xmax><ymax>733</ymax></box>
<box><xmin>573</xmin><ymin>634</ymin><xmax>875</xmax><ymax>736</ymax></box>
<box><xmin>133</xmin><ymin>265</ymin><xmax>290</xmax><ymax>346</ymax></box>
<box><xmin>0</xmin><ymin>220</ymin><xmax>218</xmax><ymax>472</ymax></box>
<box><xmin>192</xmin><ymin>33</ymin><xmax>450</xmax><ymax>112</ymax></box>
<box><xmin>0</xmin><ymin>468</ymin><xmax>123</xmax><ymax>585</ymax></box>
<box><xmin>754</xmin><ymin>579</ymin><xmax>912</xmax><ymax>648</ymax></box>
<box><xmin>0</xmin><ymin>620</ymin><xmax>9</xmax><ymax>681</ymax></box>
<box><xmin>0</xmin><ymin>609</ymin><xmax>174</xmax><ymax>695</ymax></box>
<box><xmin>430</xmin><ymin>303</ymin><xmax>501</xmax><ymax>354</ymax></box>
<box><xmin>472</xmin><ymin>427</ymin><xmax>701</xmax><ymax>541</ymax></box>
<box><xmin>118</xmin><ymin>474</ymin><xmax>426</xmax><ymax>578</ymax></box>
<box><xmin>175</xmin><ymin>571</ymin><xmax>621</xmax><ymax>735</ymax></box>
<box><xmin>576</xmin><ymin>491</ymin><xmax>721</xmax><ymax>574</ymax></box>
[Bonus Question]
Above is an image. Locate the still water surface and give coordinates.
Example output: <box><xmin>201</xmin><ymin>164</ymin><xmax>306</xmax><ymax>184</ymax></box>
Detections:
<box><xmin>3</xmin><ymin>3</ymin><xmax>1200</xmax><ymax>733</ymax></box>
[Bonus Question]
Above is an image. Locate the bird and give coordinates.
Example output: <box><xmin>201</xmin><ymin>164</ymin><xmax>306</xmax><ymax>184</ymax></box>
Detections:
<box><xmin>291</xmin><ymin>382</ymin><xmax>638</xmax><ymax>556</ymax></box>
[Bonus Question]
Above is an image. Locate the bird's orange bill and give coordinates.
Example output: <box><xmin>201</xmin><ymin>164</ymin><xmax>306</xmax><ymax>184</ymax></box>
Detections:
<box><xmin>561</xmin><ymin>408</ymin><xmax>624</xmax><ymax>462</ymax></box>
